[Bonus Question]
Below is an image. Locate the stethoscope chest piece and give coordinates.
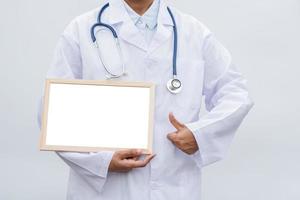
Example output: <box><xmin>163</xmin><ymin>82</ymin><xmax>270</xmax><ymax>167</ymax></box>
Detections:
<box><xmin>167</xmin><ymin>78</ymin><xmax>182</xmax><ymax>94</ymax></box>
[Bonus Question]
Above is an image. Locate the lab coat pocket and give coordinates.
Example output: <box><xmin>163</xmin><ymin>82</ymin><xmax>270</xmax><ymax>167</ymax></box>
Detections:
<box><xmin>174</xmin><ymin>58</ymin><xmax>204</xmax><ymax>110</ymax></box>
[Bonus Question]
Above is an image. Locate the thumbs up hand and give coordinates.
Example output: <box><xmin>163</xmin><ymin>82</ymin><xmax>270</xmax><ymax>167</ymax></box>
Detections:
<box><xmin>167</xmin><ymin>112</ymin><xmax>199</xmax><ymax>155</ymax></box>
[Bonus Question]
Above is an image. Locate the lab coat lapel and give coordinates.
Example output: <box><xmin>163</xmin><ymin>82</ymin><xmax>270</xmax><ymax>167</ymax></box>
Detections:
<box><xmin>119</xmin><ymin>21</ymin><xmax>148</xmax><ymax>51</ymax></box>
<box><xmin>148</xmin><ymin>0</ymin><xmax>173</xmax><ymax>54</ymax></box>
<box><xmin>108</xmin><ymin>0</ymin><xmax>148</xmax><ymax>51</ymax></box>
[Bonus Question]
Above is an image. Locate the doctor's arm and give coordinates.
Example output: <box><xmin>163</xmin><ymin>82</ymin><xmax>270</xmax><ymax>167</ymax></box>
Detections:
<box><xmin>37</xmin><ymin>32</ymin><xmax>114</xmax><ymax>193</ymax></box>
<box><xmin>37</xmin><ymin>23</ymin><xmax>155</xmax><ymax>192</ymax></box>
<box><xmin>185</xmin><ymin>34</ymin><xmax>254</xmax><ymax>167</ymax></box>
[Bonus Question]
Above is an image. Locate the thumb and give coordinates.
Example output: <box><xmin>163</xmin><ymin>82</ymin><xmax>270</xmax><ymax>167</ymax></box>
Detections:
<box><xmin>169</xmin><ymin>112</ymin><xmax>185</xmax><ymax>130</ymax></box>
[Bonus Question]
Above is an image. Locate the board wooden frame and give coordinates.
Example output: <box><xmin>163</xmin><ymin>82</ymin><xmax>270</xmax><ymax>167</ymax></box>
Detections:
<box><xmin>39</xmin><ymin>79</ymin><xmax>155</xmax><ymax>154</ymax></box>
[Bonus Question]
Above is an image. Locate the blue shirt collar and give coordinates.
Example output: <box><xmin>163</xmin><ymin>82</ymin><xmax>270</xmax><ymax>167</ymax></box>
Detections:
<box><xmin>123</xmin><ymin>0</ymin><xmax>160</xmax><ymax>30</ymax></box>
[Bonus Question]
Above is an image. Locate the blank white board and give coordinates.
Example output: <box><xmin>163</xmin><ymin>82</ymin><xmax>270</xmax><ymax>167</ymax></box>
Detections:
<box><xmin>39</xmin><ymin>79</ymin><xmax>155</xmax><ymax>153</ymax></box>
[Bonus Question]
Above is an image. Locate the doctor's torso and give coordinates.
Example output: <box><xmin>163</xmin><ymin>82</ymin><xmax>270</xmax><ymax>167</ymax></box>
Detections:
<box><xmin>51</xmin><ymin>0</ymin><xmax>209</xmax><ymax>199</ymax></box>
<box><xmin>76</xmin><ymin>2</ymin><xmax>207</xmax><ymax>118</ymax></box>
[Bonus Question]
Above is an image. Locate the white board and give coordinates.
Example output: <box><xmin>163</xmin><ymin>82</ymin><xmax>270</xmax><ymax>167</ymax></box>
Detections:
<box><xmin>39</xmin><ymin>79</ymin><xmax>155</xmax><ymax>153</ymax></box>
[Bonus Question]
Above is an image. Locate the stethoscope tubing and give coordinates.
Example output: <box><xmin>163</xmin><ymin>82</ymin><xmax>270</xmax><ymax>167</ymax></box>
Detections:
<box><xmin>166</xmin><ymin>7</ymin><xmax>178</xmax><ymax>77</ymax></box>
<box><xmin>90</xmin><ymin>2</ymin><xmax>182</xmax><ymax>93</ymax></box>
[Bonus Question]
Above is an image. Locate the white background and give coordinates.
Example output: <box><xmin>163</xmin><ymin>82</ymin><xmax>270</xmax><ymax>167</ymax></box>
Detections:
<box><xmin>0</xmin><ymin>0</ymin><xmax>299</xmax><ymax>199</ymax></box>
<box><xmin>45</xmin><ymin>83</ymin><xmax>150</xmax><ymax>149</ymax></box>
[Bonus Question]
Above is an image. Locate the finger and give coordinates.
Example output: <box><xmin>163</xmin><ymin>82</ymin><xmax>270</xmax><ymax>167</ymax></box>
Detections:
<box><xmin>126</xmin><ymin>155</ymin><xmax>140</xmax><ymax>161</ymax></box>
<box><xmin>142</xmin><ymin>154</ymin><xmax>156</xmax><ymax>165</ymax></box>
<box><xmin>118</xmin><ymin>149</ymin><xmax>143</xmax><ymax>159</ymax></box>
<box><xmin>169</xmin><ymin>112</ymin><xmax>185</xmax><ymax>130</ymax></box>
<box><xmin>124</xmin><ymin>156</ymin><xmax>140</xmax><ymax>161</ymax></box>
<box><xmin>134</xmin><ymin>154</ymin><xmax>156</xmax><ymax>168</ymax></box>
<box><xmin>132</xmin><ymin>156</ymin><xmax>139</xmax><ymax>161</ymax></box>
<box><xmin>167</xmin><ymin>132</ymin><xmax>178</xmax><ymax>142</ymax></box>
<box><xmin>125</xmin><ymin>154</ymin><xmax>156</xmax><ymax>168</ymax></box>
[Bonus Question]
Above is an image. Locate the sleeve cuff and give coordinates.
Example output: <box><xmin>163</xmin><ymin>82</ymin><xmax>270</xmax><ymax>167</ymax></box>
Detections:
<box><xmin>91</xmin><ymin>151</ymin><xmax>114</xmax><ymax>178</ymax></box>
<box><xmin>56</xmin><ymin>151</ymin><xmax>114</xmax><ymax>193</ymax></box>
<box><xmin>184</xmin><ymin>124</ymin><xmax>204</xmax><ymax>168</ymax></box>
<box><xmin>87</xmin><ymin>151</ymin><xmax>114</xmax><ymax>193</ymax></box>
<box><xmin>56</xmin><ymin>151</ymin><xmax>114</xmax><ymax>179</ymax></box>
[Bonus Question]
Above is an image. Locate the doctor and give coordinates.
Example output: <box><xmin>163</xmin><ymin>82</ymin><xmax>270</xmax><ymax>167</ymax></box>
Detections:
<box><xmin>37</xmin><ymin>0</ymin><xmax>253</xmax><ymax>199</ymax></box>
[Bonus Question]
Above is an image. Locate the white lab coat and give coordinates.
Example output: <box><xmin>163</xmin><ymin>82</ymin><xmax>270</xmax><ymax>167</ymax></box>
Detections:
<box><xmin>37</xmin><ymin>0</ymin><xmax>253</xmax><ymax>199</ymax></box>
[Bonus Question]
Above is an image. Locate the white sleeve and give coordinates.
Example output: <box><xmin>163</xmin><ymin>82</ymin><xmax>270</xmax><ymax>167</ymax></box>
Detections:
<box><xmin>185</xmin><ymin>34</ymin><xmax>254</xmax><ymax>167</ymax></box>
<box><xmin>37</xmin><ymin>23</ymin><xmax>114</xmax><ymax>193</ymax></box>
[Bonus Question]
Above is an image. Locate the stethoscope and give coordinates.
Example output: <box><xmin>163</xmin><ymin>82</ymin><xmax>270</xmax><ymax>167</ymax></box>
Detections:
<box><xmin>91</xmin><ymin>3</ymin><xmax>182</xmax><ymax>94</ymax></box>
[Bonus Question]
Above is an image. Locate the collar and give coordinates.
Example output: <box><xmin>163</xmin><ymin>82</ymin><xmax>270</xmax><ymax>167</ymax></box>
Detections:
<box><xmin>123</xmin><ymin>0</ymin><xmax>160</xmax><ymax>30</ymax></box>
<box><xmin>107</xmin><ymin>0</ymin><xmax>173</xmax><ymax>26</ymax></box>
